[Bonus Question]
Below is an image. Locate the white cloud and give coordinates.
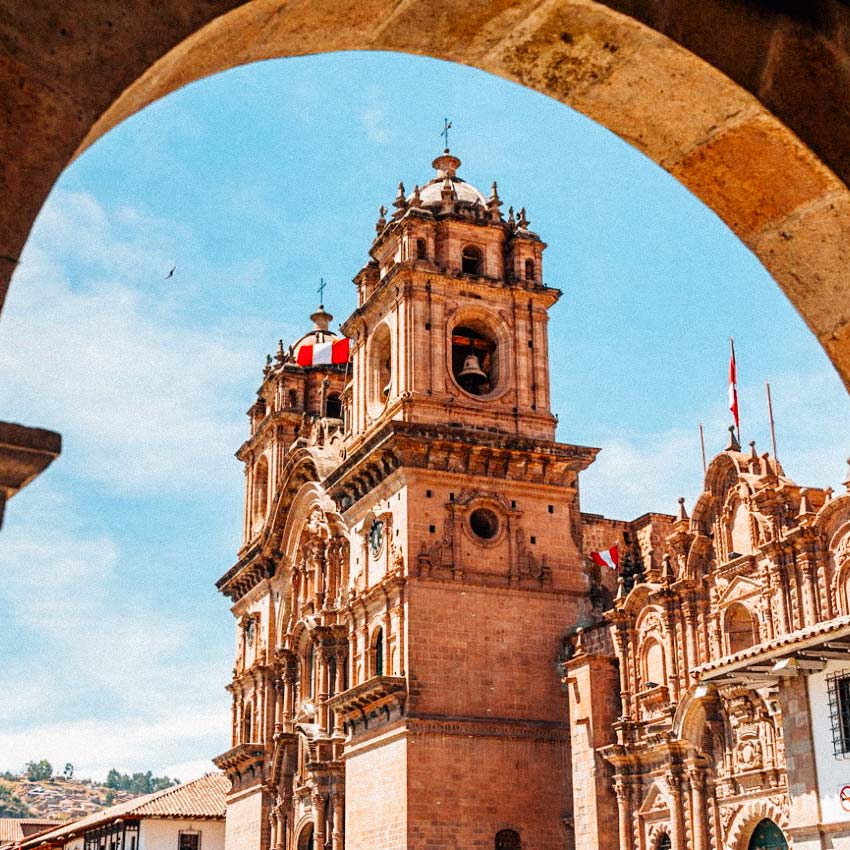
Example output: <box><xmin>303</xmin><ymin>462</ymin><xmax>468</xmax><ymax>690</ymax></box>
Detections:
<box><xmin>0</xmin><ymin>190</ymin><xmax>267</xmax><ymax>496</ymax></box>
<box><xmin>0</xmin><ymin>487</ymin><xmax>232</xmax><ymax>779</ymax></box>
<box><xmin>0</xmin><ymin>710</ymin><xmax>228</xmax><ymax>783</ymax></box>
<box><xmin>360</xmin><ymin>94</ymin><xmax>391</xmax><ymax>144</ymax></box>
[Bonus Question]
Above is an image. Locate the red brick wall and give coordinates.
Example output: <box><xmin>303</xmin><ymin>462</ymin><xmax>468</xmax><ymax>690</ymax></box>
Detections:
<box><xmin>407</xmin><ymin>733</ymin><xmax>569</xmax><ymax>850</ymax></box>
<box><xmin>407</xmin><ymin>581</ymin><xmax>581</xmax><ymax>719</ymax></box>
<box><xmin>344</xmin><ymin>734</ymin><xmax>408</xmax><ymax>850</ymax></box>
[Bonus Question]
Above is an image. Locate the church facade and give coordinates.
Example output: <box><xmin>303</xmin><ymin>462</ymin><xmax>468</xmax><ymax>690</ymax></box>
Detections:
<box><xmin>213</xmin><ymin>150</ymin><xmax>850</xmax><ymax>850</ymax></box>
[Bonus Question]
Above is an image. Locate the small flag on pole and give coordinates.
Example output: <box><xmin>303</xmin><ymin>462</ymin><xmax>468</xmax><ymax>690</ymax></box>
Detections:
<box><xmin>590</xmin><ymin>545</ymin><xmax>620</xmax><ymax>571</ymax></box>
<box><xmin>296</xmin><ymin>337</ymin><xmax>351</xmax><ymax>366</ymax></box>
<box><xmin>728</xmin><ymin>338</ymin><xmax>740</xmax><ymax>436</ymax></box>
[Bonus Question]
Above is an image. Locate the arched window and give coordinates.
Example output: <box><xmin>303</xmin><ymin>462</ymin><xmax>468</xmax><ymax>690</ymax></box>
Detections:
<box><xmin>326</xmin><ymin>392</ymin><xmax>342</xmax><ymax>419</ymax></box>
<box><xmin>655</xmin><ymin>833</ymin><xmax>671</xmax><ymax>850</ymax></box>
<box><xmin>416</xmin><ymin>237</ymin><xmax>427</xmax><ymax>259</ymax></box>
<box><xmin>288</xmin><ymin>388</ymin><xmax>298</xmax><ymax>409</ymax></box>
<box><xmin>368</xmin><ymin>324</ymin><xmax>392</xmax><ymax>416</ymax></box>
<box><xmin>451</xmin><ymin>324</ymin><xmax>497</xmax><ymax>396</ymax></box>
<box><xmin>253</xmin><ymin>457</ymin><xmax>269</xmax><ymax>526</ymax></box>
<box><xmin>495</xmin><ymin>829</ymin><xmax>521</xmax><ymax>850</ymax></box>
<box><xmin>726</xmin><ymin>603</ymin><xmax>758</xmax><ymax>654</ymax></box>
<box><xmin>296</xmin><ymin>824</ymin><xmax>314</xmax><ymax>850</ymax></box>
<box><xmin>243</xmin><ymin>703</ymin><xmax>253</xmax><ymax>742</ymax></box>
<box><xmin>373</xmin><ymin>628</ymin><xmax>384</xmax><ymax>677</ymax></box>
<box><xmin>461</xmin><ymin>244</ymin><xmax>483</xmax><ymax>275</ymax></box>
<box><xmin>643</xmin><ymin>638</ymin><xmax>666</xmax><ymax>689</ymax></box>
<box><xmin>524</xmin><ymin>258</ymin><xmax>535</xmax><ymax>281</ymax></box>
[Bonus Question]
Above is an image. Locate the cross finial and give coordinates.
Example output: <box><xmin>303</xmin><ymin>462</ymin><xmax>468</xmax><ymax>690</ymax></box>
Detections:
<box><xmin>317</xmin><ymin>277</ymin><xmax>327</xmax><ymax>308</ymax></box>
<box><xmin>441</xmin><ymin>118</ymin><xmax>452</xmax><ymax>151</ymax></box>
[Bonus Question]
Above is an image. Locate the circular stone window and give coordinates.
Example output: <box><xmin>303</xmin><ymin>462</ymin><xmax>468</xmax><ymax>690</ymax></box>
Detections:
<box><xmin>469</xmin><ymin>508</ymin><xmax>499</xmax><ymax>540</ymax></box>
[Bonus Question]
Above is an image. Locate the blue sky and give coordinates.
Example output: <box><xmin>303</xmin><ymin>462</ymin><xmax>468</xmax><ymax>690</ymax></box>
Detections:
<box><xmin>0</xmin><ymin>51</ymin><xmax>847</xmax><ymax>782</ymax></box>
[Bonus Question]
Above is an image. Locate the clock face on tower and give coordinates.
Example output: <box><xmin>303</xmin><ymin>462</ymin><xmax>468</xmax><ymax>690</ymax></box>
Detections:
<box><xmin>369</xmin><ymin>519</ymin><xmax>385</xmax><ymax>557</ymax></box>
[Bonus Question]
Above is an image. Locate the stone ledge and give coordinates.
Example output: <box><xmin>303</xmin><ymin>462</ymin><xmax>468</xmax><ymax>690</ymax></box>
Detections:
<box><xmin>0</xmin><ymin>419</ymin><xmax>61</xmax><ymax>527</ymax></box>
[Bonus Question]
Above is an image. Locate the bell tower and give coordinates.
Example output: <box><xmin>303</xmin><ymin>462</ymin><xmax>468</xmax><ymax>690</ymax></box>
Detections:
<box><xmin>217</xmin><ymin>149</ymin><xmax>600</xmax><ymax>850</ymax></box>
<box><xmin>325</xmin><ymin>151</ymin><xmax>598</xmax><ymax>850</ymax></box>
<box><xmin>343</xmin><ymin>150</ymin><xmax>557</xmax><ymax>446</ymax></box>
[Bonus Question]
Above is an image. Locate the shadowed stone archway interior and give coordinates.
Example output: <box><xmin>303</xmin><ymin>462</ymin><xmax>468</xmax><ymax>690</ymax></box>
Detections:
<box><xmin>2</xmin><ymin>0</ymin><xmax>850</xmax><ymax>390</ymax></box>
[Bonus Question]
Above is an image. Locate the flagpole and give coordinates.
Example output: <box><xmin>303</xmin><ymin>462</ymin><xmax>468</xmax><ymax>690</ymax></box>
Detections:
<box><xmin>766</xmin><ymin>380</ymin><xmax>779</xmax><ymax>466</ymax></box>
<box><xmin>730</xmin><ymin>336</ymin><xmax>740</xmax><ymax>444</ymax></box>
<box><xmin>699</xmin><ymin>422</ymin><xmax>707</xmax><ymax>475</ymax></box>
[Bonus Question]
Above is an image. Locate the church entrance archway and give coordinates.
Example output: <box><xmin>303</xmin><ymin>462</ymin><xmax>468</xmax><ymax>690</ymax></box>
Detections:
<box><xmin>747</xmin><ymin>819</ymin><xmax>788</xmax><ymax>850</ymax></box>
<box><xmin>3</xmin><ymin>2</ymin><xmax>850</xmax><ymax>389</ymax></box>
<box><xmin>296</xmin><ymin>823</ymin><xmax>314</xmax><ymax>850</ymax></box>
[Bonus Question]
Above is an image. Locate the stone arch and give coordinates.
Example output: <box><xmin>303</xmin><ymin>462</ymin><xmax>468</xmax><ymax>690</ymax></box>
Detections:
<box><xmin>251</xmin><ymin>454</ymin><xmax>270</xmax><ymax>533</ymax></box>
<box><xmin>641</xmin><ymin>636</ymin><xmax>667</xmax><ymax>689</ymax></box>
<box><xmin>725</xmin><ymin>799</ymin><xmax>788</xmax><ymax>850</ymax></box>
<box><xmin>673</xmin><ymin>684</ymin><xmax>725</xmax><ymax>757</ymax></box>
<box><xmin>371</xmin><ymin>624</ymin><xmax>385</xmax><ymax>677</ymax></box>
<box><xmin>725</xmin><ymin>602</ymin><xmax>759</xmax><ymax>654</ymax></box>
<box><xmin>295</xmin><ymin>821</ymin><xmax>314</xmax><ymax>850</ymax></box>
<box><xmin>4</xmin><ymin>2</ymin><xmax>850</xmax><ymax>389</ymax></box>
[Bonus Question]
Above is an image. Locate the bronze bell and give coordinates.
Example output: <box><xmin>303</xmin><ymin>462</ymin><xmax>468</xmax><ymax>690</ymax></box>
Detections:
<box><xmin>458</xmin><ymin>352</ymin><xmax>487</xmax><ymax>386</ymax></box>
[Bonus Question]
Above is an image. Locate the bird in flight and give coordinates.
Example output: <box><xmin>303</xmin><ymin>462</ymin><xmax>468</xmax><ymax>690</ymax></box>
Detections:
<box><xmin>165</xmin><ymin>266</ymin><xmax>176</xmax><ymax>279</ymax></box>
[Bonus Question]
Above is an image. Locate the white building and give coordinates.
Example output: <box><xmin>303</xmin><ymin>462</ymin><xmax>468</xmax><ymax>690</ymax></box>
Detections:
<box><xmin>17</xmin><ymin>775</ymin><xmax>227</xmax><ymax>850</ymax></box>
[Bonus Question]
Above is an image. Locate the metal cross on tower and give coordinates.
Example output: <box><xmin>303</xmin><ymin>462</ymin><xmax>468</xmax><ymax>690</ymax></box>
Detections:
<box><xmin>317</xmin><ymin>277</ymin><xmax>327</xmax><ymax>307</ymax></box>
<box><xmin>441</xmin><ymin>118</ymin><xmax>452</xmax><ymax>150</ymax></box>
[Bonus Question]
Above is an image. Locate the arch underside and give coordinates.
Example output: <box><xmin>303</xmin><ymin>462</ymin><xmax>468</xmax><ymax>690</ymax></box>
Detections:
<box><xmin>2</xmin><ymin>0</ymin><xmax>850</xmax><ymax>387</ymax></box>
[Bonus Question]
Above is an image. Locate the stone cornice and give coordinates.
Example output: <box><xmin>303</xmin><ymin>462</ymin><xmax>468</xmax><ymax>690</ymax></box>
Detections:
<box><xmin>212</xmin><ymin>742</ymin><xmax>266</xmax><ymax>774</ymax></box>
<box><xmin>326</xmin><ymin>675</ymin><xmax>407</xmax><ymax>724</ymax></box>
<box><xmin>324</xmin><ymin>420</ymin><xmax>598</xmax><ymax>507</ymax></box>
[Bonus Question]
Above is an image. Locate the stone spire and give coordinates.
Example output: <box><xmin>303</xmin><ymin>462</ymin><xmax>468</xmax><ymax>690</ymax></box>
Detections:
<box><xmin>726</xmin><ymin>425</ymin><xmax>741</xmax><ymax>452</ymax></box>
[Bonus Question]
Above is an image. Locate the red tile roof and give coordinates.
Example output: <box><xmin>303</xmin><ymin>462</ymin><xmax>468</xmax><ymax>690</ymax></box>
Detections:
<box><xmin>695</xmin><ymin>614</ymin><xmax>850</xmax><ymax>677</ymax></box>
<box><xmin>0</xmin><ymin>819</ymin><xmax>64</xmax><ymax>848</ymax></box>
<box><xmin>18</xmin><ymin>775</ymin><xmax>229</xmax><ymax>849</ymax></box>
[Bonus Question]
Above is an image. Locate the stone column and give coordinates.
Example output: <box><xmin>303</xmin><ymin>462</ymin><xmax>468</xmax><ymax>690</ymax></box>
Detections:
<box><xmin>666</xmin><ymin>771</ymin><xmax>685</xmax><ymax>850</ymax></box>
<box><xmin>769</xmin><ymin>560</ymin><xmax>790</xmax><ymax>633</ymax></box>
<box><xmin>333</xmin><ymin>648</ymin><xmax>346</xmax><ymax>735</ymax></box>
<box><xmin>312</xmin><ymin>792</ymin><xmax>325</xmax><ymax>850</ymax></box>
<box><xmin>799</xmin><ymin>556</ymin><xmax>819</xmax><ymax>624</ymax></box>
<box><xmin>318</xmin><ymin>648</ymin><xmax>330</xmax><ymax>731</ymax></box>
<box><xmin>778</xmin><ymin>674</ymin><xmax>824</xmax><ymax>848</ymax></box>
<box><xmin>332</xmin><ymin>790</ymin><xmax>344</xmax><ymax>850</ymax></box>
<box><xmin>687</xmin><ymin>765</ymin><xmax>707</xmax><ymax>850</ymax></box>
<box><xmin>283</xmin><ymin>670</ymin><xmax>296</xmax><ymax>731</ymax></box>
<box><xmin>614</xmin><ymin>776</ymin><xmax>633</xmax><ymax>850</ymax></box>
<box><xmin>682</xmin><ymin>598</ymin><xmax>699</xmax><ymax>678</ymax></box>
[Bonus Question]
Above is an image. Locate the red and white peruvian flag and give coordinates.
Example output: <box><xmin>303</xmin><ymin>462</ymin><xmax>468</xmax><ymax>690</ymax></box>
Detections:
<box><xmin>590</xmin><ymin>545</ymin><xmax>619</xmax><ymax>571</ymax></box>
<box><xmin>296</xmin><ymin>337</ymin><xmax>351</xmax><ymax>367</ymax></box>
<box><xmin>728</xmin><ymin>337</ymin><xmax>740</xmax><ymax>431</ymax></box>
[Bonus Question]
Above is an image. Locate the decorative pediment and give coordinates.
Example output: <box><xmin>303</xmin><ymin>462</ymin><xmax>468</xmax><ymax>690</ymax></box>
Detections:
<box><xmin>638</xmin><ymin>782</ymin><xmax>669</xmax><ymax>816</ymax></box>
<box><xmin>716</xmin><ymin>574</ymin><xmax>761</xmax><ymax>605</ymax></box>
